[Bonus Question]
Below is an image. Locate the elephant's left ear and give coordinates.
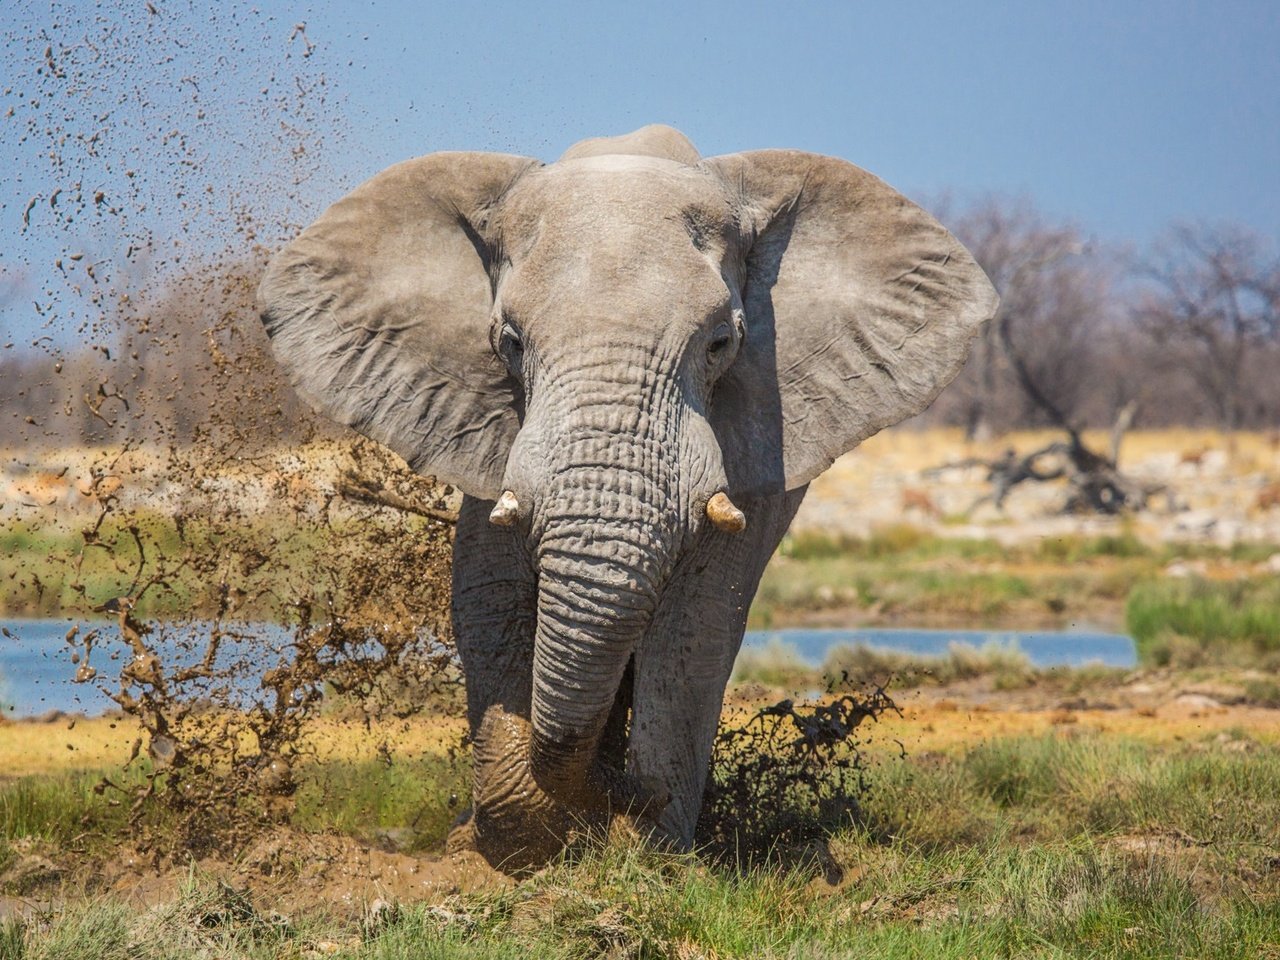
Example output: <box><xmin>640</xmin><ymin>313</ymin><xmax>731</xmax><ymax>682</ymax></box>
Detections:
<box><xmin>701</xmin><ymin>150</ymin><xmax>998</xmax><ymax>496</ymax></box>
<box><xmin>258</xmin><ymin>152</ymin><xmax>542</xmax><ymax>499</ymax></box>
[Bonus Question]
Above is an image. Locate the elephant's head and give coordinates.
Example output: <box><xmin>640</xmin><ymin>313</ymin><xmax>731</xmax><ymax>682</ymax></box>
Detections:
<box><xmin>258</xmin><ymin>125</ymin><xmax>997</xmax><ymax>813</ymax></box>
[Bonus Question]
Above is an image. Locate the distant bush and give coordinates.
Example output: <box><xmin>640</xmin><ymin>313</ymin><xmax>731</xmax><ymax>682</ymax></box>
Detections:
<box><xmin>779</xmin><ymin>530</ymin><xmax>866</xmax><ymax>560</ymax></box>
<box><xmin>1036</xmin><ymin>529</ymin><xmax>1150</xmax><ymax>563</ymax></box>
<box><xmin>731</xmin><ymin>638</ymin><xmax>816</xmax><ymax>689</ymax></box>
<box><xmin>823</xmin><ymin>640</ymin><xmax>1033</xmax><ymax>688</ymax></box>
<box><xmin>778</xmin><ymin>524</ymin><xmax>1011</xmax><ymax>563</ymax></box>
<box><xmin>863</xmin><ymin>523</ymin><xmax>930</xmax><ymax>557</ymax></box>
<box><xmin>1244</xmin><ymin>677</ymin><xmax>1280</xmax><ymax>708</ymax></box>
<box><xmin>1127</xmin><ymin>577</ymin><xmax>1280</xmax><ymax>667</ymax></box>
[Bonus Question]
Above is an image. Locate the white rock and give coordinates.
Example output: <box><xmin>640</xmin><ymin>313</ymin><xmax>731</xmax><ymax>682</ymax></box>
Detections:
<box><xmin>1163</xmin><ymin>560</ymin><xmax>1207</xmax><ymax>578</ymax></box>
<box><xmin>1172</xmin><ymin>693</ymin><xmax>1222</xmax><ymax>710</ymax></box>
<box><xmin>1173</xmin><ymin>511</ymin><xmax>1218</xmax><ymax>536</ymax></box>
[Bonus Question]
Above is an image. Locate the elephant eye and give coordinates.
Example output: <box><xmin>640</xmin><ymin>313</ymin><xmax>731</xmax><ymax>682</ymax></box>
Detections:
<box><xmin>707</xmin><ymin>324</ymin><xmax>734</xmax><ymax>363</ymax></box>
<box><xmin>496</xmin><ymin>321</ymin><xmax>524</xmax><ymax>371</ymax></box>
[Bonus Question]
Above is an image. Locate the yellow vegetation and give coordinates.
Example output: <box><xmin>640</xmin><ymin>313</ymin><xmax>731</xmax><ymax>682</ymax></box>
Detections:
<box><xmin>4</xmin><ymin>697</ymin><xmax>1273</xmax><ymax>780</ymax></box>
<box><xmin>0</xmin><ymin>712</ymin><xmax>467</xmax><ymax>778</ymax></box>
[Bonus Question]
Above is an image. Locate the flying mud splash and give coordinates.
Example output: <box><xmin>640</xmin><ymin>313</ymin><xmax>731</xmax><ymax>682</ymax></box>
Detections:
<box><xmin>2</xmin><ymin>2</ymin><xmax>463</xmax><ymax>856</ymax></box>
<box><xmin>698</xmin><ymin>680</ymin><xmax>900</xmax><ymax>866</ymax></box>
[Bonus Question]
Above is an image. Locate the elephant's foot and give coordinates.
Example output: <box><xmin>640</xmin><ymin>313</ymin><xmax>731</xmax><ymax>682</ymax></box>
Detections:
<box><xmin>607</xmin><ymin>817</ymin><xmax>693</xmax><ymax>862</ymax></box>
<box><xmin>586</xmin><ymin>764</ymin><xmax>670</xmax><ymax>822</ymax></box>
<box><xmin>470</xmin><ymin>707</ymin><xmax>584</xmax><ymax>873</ymax></box>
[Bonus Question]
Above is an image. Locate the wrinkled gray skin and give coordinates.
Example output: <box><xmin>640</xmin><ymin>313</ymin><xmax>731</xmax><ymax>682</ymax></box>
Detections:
<box><xmin>258</xmin><ymin>125</ymin><xmax>998</xmax><ymax>871</ymax></box>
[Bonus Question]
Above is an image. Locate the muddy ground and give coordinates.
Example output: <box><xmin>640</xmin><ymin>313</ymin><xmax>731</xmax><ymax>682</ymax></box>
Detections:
<box><xmin>0</xmin><ymin>664</ymin><xmax>1274</xmax><ymax>924</ymax></box>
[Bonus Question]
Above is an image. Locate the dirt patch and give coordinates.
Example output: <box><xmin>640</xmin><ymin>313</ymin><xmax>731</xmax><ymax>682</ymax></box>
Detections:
<box><xmin>0</xmin><ymin>827</ymin><xmax>507</xmax><ymax>926</ymax></box>
<box><xmin>95</xmin><ymin>827</ymin><xmax>508</xmax><ymax>919</ymax></box>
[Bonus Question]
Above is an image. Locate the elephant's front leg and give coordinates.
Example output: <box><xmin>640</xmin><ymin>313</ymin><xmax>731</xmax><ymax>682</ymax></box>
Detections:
<box><xmin>627</xmin><ymin>488</ymin><xmax>806</xmax><ymax>847</ymax></box>
<box><xmin>450</xmin><ymin>496</ymin><xmax>574</xmax><ymax>871</ymax></box>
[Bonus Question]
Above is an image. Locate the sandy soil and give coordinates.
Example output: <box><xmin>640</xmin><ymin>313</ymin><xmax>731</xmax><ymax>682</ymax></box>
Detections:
<box><xmin>798</xmin><ymin>427</ymin><xmax>1280</xmax><ymax>545</ymax></box>
<box><xmin>0</xmin><ymin>711</ymin><xmax>467</xmax><ymax>780</ymax></box>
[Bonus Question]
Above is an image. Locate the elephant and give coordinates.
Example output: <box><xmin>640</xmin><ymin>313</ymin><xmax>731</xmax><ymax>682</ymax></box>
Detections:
<box><xmin>257</xmin><ymin>124</ymin><xmax>997</xmax><ymax>871</ymax></box>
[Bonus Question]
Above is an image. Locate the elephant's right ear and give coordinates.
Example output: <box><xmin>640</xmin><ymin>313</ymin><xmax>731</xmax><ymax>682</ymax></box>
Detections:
<box><xmin>258</xmin><ymin>152</ymin><xmax>542</xmax><ymax>500</ymax></box>
<box><xmin>703</xmin><ymin>150</ymin><xmax>998</xmax><ymax>497</ymax></box>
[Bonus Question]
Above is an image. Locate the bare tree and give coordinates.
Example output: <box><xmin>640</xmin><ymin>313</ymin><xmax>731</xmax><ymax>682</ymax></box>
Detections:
<box><xmin>1134</xmin><ymin>223</ymin><xmax>1280</xmax><ymax>430</ymax></box>
<box><xmin>0</xmin><ymin>255</ymin><xmax>322</xmax><ymax>450</ymax></box>
<box><xmin>926</xmin><ymin>198</ymin><xmax>1165</xmax><ymax>513</ymax></box>
<box><xmin>934</xmin><ymin>197</ymin><xmax>1132</xmax><ymax>438</ymax></box>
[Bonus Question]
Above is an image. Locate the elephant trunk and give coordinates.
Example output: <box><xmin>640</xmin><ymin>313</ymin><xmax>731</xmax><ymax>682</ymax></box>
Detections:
<box><xmin>519</xmin><ymin>386</ymin><xmax>689</xmax><ymax>799</ymax></box>
<box><xmin>507</xmin><ymin>349</ymin><xmax>723</xmax><ymax>814</ymax></box>
<box><xmin>528</xmin><ymin>486</ymin><xmax>667</xmax><ymax>804</ymax></box>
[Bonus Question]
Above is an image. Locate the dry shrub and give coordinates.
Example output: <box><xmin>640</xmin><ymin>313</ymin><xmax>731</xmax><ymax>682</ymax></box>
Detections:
<box><xmin>824</xmin><ymin>640</ymin><xmax>1033</xmax><ymax>687</ymax></box>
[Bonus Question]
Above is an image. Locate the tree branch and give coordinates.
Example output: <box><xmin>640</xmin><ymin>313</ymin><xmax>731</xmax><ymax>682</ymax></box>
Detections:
<box><xmin>335</xmin><ymin>471</ymin><xmax>458</xmax><ymax>525</ymax></box>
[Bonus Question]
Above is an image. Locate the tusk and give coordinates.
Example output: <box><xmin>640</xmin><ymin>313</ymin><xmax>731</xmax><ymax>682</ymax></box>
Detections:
<box><xmin>706</xmin><ymin>491</ymin><xmax>746</xmax><ymax>533</ymax></box>
<box><xmin>489</xmin><ymin>490</ymin><xmax>521</xmax><ymax>527</ymax></box>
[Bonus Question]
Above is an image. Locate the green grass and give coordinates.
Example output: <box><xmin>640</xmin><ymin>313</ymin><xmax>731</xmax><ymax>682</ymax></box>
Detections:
<box><xmin>0</xmin><ymin>505</ymin><xmax>452</xmax><ymax>627</ymax></box>
<box><xmin>1036</xmin><ymin>528</ymin><xmax>1150</xmax><ymax>562</ymax></box>
<box><xmin>293</xmin><ymin>755</ymin><xmax>471</xmax><ymax>852</ymax></box>
<box><xmin>0</xmin><ymin>770</ymin><xmax>135</xmax><ymax>846</ymax></box>
<box><xmin>1245</xmin><ymin>677</ymin><xmax>1280</xmax><ymax>708</ymax></box>
<box><xmin>734</xmin><ymin>640</ymin><xmax>1128</xmax><ymax>695</ymax></box>
<box><xmin>1127</xmin><ymin>577</ymin><xmax>1280</xmax><ymax>667</ymax></box>
<box><xmin>0</xmin><ymin>514</ymin><xmax>191</xmax><ymax>619</ymax></box>
<box><xmin>751</xmin><ymin>553</ymin><xmax>1040</xmax><ymax>627</ymax></box>
<box><xmin>750</xmin><ymin>526</ymin><xmax>1176</xmax><ymax>629</ymax></box>
<box><xmin>730</xmin><ymin>636</ymin><xmax>816</xmax><ymax>688</ymax></box>
<box><xmin>753</xmin><ymin>528</ymin><xmax>1280</xmax><ymax>668</ymax></box>
<box><xmin>2</xmin><ymin>731</ymin><xmax>1277</xmax><ymax>957</ymax></box>
<box><xmin>782</xmin><ymin>525</ymin><xmax>1155</xmax><ymax>567</ymax></box>
<box><xmin>823</xmin><ymin>639</ymin><xmax>1035</xmax><ymax>689</ymax></box>
<box><xmin>7</xmin><ymin>835</ymin><xmax>1277</xmax><ymax>958</ymax></box>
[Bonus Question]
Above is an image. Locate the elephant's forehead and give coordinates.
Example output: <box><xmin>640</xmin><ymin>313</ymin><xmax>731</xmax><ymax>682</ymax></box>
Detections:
<box><xmin>497</xmin><ymin>159</ymin><xmax>734</xmax><ymax>329</ymax></box>
<box><xmin>501</xmin><ymin>157</ymin><xmax>734</xmax><ymax>245</ymax></box>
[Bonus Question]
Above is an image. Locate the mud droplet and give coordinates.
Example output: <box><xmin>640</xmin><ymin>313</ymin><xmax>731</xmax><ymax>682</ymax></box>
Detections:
<box><xmin>149</xmin><ymin>735</ymin><xmax>178</xmax><ymax>768</ymax></box>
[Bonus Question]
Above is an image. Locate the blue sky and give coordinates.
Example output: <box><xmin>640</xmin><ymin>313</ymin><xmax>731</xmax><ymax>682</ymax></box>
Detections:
<box><xmin>2</xmin><ymin>0</ymin><xmax>1277</xmax><ymax>343</ymax></box>
<box><xmin>304</xmin><ymin>0</ymin><xmax>1279</xmax><ymax>240</ymax></box>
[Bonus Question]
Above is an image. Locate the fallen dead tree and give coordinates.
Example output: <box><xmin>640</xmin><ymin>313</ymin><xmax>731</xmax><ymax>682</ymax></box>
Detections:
<box><xmin>935</xmin><ymin>234</ymin><xmax>1174</xmax><ymax>516</ymax></box>
<box><xmin>960</xmin><ymin>422</ymin><xmax>1171</xmax><ymax>516</ymax></box>
<box><xmin>335</xmin><ymin>469</ymin><xmax>460</xmax><ymax>525</ymax></box>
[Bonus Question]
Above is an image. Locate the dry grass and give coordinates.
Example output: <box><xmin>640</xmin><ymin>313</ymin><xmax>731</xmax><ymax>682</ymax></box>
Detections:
<box><xmin>0</xmin><ymin>712</ymin><xmax>467</xmax><ymax>778</ymax></box>
<box><xmin>4</xmin><ymin>675</ymin><xmax>1279</xmax><ymax>783</ymax></box>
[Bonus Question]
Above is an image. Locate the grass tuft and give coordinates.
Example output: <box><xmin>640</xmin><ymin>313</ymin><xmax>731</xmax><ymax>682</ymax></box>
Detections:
<box><xmin>824</xmin><ymin>640</ymin><xmax>1033</xmax><ymax>688</ymax></box>
<box><xmin>1127</xmin><ymin>577</ymin><xmax>1280</xmax><ymax>666</ymax></box>
<box><xmin>730</xmin><ymin>637</ymin><xmax>814</xmax><ymax>688</ymax></box>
